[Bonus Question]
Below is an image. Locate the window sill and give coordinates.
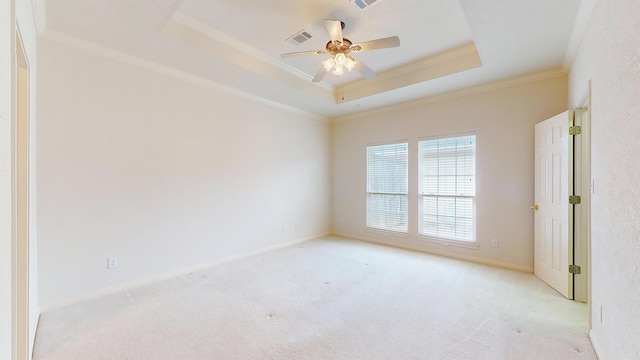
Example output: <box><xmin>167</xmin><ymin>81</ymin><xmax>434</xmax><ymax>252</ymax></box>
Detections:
<box><xmin>416</xmin><ymin>235</ymin><xmax>479</xmax><ymax>249</ymax></box>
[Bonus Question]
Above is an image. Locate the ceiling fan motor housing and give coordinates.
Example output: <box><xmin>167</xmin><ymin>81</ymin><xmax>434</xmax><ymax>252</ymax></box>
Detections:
<box><xmin>326</xmin><ymin>38</ymin><xmax>353</xmax><ymax>54</ymax></box>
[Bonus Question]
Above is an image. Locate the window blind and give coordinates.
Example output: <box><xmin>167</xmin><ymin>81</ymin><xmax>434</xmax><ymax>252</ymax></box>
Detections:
<box><xmin>366</xmin><ymin>142</ymin><xmax>408</xmax><ymax>233</ymax></box>
<box><xmin>419</xmin><ymin>135</ymin><xmax>476</xmax><ymax>242</ymax></box>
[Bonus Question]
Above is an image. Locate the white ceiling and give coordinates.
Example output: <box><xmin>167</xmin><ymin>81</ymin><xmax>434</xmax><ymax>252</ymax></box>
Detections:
<box><xmin>39</xmin><ymin>0</ymin><xmax>584</xmax><ymax>118</ymax></box>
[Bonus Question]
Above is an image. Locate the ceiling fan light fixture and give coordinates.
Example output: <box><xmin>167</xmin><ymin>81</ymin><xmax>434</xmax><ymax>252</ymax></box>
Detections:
<box><xmin>324</xmin><ymin>53</ymin><xmax>356</xmax><ymax>76</ymax></box>
<box><xmin>345</xmin><ymin>56</ymin><xmax>357</xmax><ymax>71</ymax></box>
<box><xmin>322</xmin><ymin>58</ymin><xmax>336</xmax><ymax>71</ymax></box>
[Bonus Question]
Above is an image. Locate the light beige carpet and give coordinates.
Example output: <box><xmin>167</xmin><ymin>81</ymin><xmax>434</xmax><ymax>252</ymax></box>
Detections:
<box><xmin>33</xmin><ymin>236</ymin><xmax>596</xmax><ymax>359</ymax></box>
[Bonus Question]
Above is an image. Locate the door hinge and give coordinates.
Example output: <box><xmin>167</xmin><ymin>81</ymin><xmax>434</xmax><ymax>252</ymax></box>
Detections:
<box><xmin>569</xmin><ymin>195</ymin><xmax>582</xmax><ymax>204</ymax></box>
<box><xmin>569</xmin><ymin>126</ymin><xmax>582</xmax><ymax>135</ymax></box>
<box><xmin>569</xmin><ymin>264</ymin><xmax>581</xmax><ymax>274</ymax></box>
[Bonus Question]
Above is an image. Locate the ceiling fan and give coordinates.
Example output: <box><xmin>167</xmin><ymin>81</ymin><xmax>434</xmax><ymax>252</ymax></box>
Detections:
<box><xmin>281</xmin><ymin>19</ymin><xmax>400</xmax><ymax>82</ymax></box>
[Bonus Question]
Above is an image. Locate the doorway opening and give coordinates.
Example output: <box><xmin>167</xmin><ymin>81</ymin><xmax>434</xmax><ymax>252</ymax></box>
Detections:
<box><xmin>533</xmin><ymin>95</ymin><xmax>591</xmax><ymax>307</ymax></box>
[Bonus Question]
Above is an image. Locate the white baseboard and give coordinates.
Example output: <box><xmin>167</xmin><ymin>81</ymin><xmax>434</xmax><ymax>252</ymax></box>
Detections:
<box><xmin>40</xmin><ymin>233</ymin><xmax>330</xmax><ymax>312</ymax></box>
<box><xmin>332</xmin><ymin>231</ymin><xmax>534</xmax><ymax>273</ymax></box>
<box><xmin>589</xmin><ymin>329</ymin><xmax>604</xmax><ymax>360</ymax></box>
<box><xmin>30</xmin><ymin>308</ymin><xmax>40</xmax><ymax>360</ymax></box>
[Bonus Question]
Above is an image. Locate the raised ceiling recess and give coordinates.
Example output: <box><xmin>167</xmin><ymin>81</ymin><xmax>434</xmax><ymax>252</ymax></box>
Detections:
<box><xmin>40</xmin><ymin>0</ymin><xmax>583</xmax><ymax>117</ymax></box>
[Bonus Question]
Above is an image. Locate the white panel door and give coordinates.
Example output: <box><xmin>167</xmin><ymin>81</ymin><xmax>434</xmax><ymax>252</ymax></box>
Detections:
<box><xmin>534</xmin><ymin>111</ymin><xmax>572</xmax><ymax>299</ymax></box>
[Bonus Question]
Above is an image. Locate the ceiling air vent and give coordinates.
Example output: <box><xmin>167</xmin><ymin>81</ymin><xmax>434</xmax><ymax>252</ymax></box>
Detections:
<box><xmin>350</xmin><ymin>0</ymin><xmax>379</xmax><ymax>10</ymax></box>
<box><xmin>286</xmin><ymin>30</ymin><xmax>313</xmax><ymax>46</ymax></box>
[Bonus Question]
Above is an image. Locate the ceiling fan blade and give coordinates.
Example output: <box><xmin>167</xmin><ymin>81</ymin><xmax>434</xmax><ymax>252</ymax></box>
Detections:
<box><xmin>350</xmin><ymin>36</ymin><xmax>400</xmax><ymax>52</ymax></box>
<box><xmin>281</xmin><ymin>49</ymin><xmax>327</xmax><ymax>58</ymax></box>
<box><xmin>325</xmin><ymin>19</ymin><xmax>343</xmax><ymax>45</ymax></box>
<box><xmin>312</xmin><ymin>67</ymin><xmax>328</xmax><ymax>82</ymax></box>
<box><xmin>353</xmin><ymin>57</ymin><xmax>376</xmax><ymax>79</ymax></box>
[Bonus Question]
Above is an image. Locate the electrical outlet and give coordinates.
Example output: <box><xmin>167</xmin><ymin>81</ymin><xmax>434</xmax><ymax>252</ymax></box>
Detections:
<box><xmin>491</xmin><ymin>239</ymin><xmax>499</xmax><ymax>248</ymax></box>
<box><xmin>108</xmin><ymin>256</ymin><xmax>118</xmax><ymax>269</ymax></box>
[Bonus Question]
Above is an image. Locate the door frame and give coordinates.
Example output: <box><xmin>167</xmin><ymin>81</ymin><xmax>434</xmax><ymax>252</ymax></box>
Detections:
<box><xmin>15</xmin><ymin>23</ymin><xmax>31</xmax><ymax>360</ymax></box>
<box><xmin>573</xmin><ymin>83</ymin><xmax>592</xmax><ymax>314</ymax></box>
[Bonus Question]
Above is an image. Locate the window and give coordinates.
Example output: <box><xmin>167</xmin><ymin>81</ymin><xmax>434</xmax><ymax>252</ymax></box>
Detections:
<box><xmin>366</xmin><ymin>142</ymin><xmax>408</xmax><ymax>233</ymax></box>
<box><xmin>419</xmin><ymin>135</ymin><xmax>476</xmax><ymax>242</ymax></box>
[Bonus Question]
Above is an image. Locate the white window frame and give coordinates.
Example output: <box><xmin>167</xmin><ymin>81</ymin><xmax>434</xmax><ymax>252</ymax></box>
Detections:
<box><xmin>418</xmin><ymin>133</ymin><xmax>477</xmax><ymax>245</ymax></box>
<box><xmin>366</xmin><ymin>141</ymin><xmax>409</xmax><ymax>234</ymax></box>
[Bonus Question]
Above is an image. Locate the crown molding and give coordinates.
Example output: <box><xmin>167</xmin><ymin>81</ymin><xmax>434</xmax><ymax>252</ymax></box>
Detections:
<box><xmin>563</xmin><ymin>0</ymin><xmax>596</xmax><ymax>70</ymax></box>
<box><xmin>30</xmin><ymin>0</ymin><xmax>47</xmax><ymax>33</ymax></box>
<box><xmin>39</xmin><ymin>30</ymin><xmax>329</xmax><ymax>122</ymax></box>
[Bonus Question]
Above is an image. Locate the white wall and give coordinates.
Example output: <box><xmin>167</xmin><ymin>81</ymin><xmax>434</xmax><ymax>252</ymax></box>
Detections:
<box><xmin>37</xmin><ymin>38</ymin><xmax>331</xmax><ymax>307</ymax></box>
<box><xmin>331</xmin><ymin>75</ymin><xmax>567</xmax><ymax>271</ymax></box>
<box><xmin>568</xmin><ymin>0</ymin><xmax>640</xmax><ymax>358</ymax></box>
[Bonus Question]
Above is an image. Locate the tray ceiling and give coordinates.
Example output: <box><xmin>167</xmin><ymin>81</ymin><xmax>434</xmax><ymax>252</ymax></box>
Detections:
<box><xmin>39</xmin><ymin>0</ymin><xmax>583</xmax><ymax>118</ymax></box>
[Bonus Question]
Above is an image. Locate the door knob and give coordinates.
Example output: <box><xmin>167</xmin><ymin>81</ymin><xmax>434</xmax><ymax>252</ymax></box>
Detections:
<box><xmin>530</xmin><ymin>204</ymin><xmax>539</xmax><ymax>210</ymax></box>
